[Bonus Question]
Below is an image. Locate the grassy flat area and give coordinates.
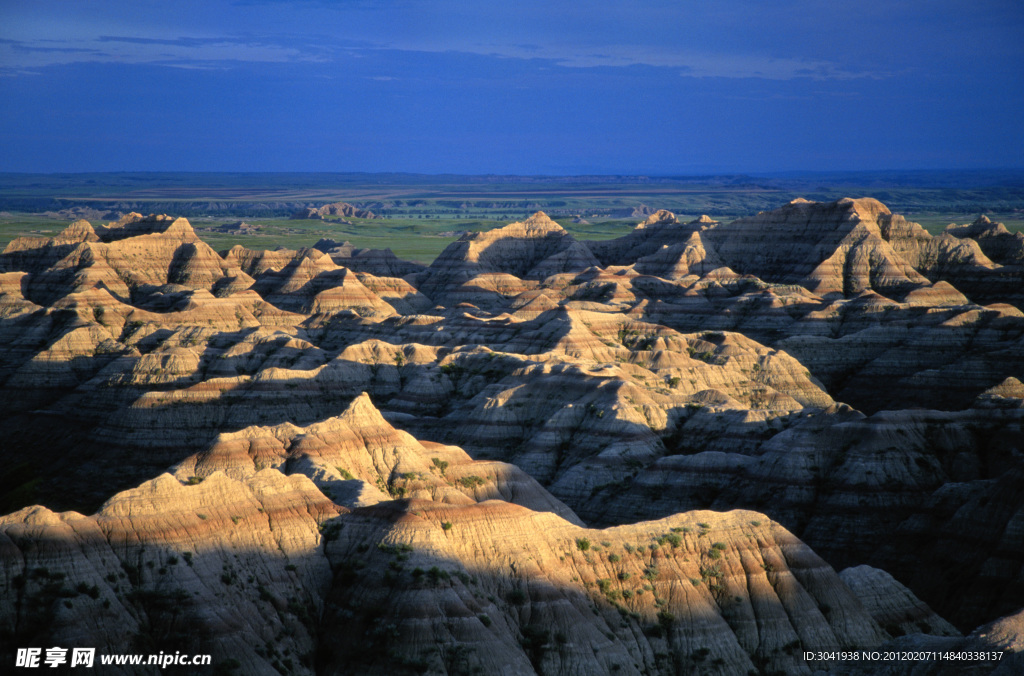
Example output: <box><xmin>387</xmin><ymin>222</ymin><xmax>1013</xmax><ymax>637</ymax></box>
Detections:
<box><xmin>900</xmin><ymin>213</ymin><xmax>1024</xmax><ymax>236</ymax></box>
<box><xmin>2</xmin><ymin>211</ymin><xmax>1022</xmax><ymax>265</ymax></box>
<box><xmin>1</xmin><ymin>172</ymin><xmax>1021</xmax><ymax>263</ymax></box>
<box><xmin>0</xmin><ymin>214</ymin><xmax>647</xmax><ymax>264</ymax></box>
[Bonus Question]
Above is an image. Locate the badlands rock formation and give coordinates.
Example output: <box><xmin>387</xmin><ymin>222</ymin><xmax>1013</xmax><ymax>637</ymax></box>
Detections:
<box><xmin>313</xmin><ymin>238</ymin><xmax>427</xmax><ymax>278</ymax></box>
<box><xmin>291</xmin><ymin>202</ymin><xmax>378</xmax><ymax>220</ymax></box>
<box><xmin>1</xmin><ymin>200</ymin><xmax>1022</xmax><ymax>674</ymax></box>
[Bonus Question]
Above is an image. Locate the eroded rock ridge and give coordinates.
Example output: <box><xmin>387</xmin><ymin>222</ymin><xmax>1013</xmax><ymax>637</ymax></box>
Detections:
<box><xmin>2</xmin><ymin>201</ymin><xmax>1022</xmax><ymax>674</ymax></box>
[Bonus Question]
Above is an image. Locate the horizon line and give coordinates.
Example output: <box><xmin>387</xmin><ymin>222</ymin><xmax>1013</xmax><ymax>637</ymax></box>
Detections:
<box><xmin>2</xmin><ymin>168</ymin><xmax>1024</xmax><ymax>179</ymax></box>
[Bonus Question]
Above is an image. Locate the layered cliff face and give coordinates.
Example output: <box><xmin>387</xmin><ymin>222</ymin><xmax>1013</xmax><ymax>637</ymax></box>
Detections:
<box><xmin>248</xmin><ymin>252</ymin><xmax>398</xmax><ymax>317</ymax></box>
<box><xmin>317</xmin><ymin>504</ymin><xmax>891</xmax><ymax>675</ymax></box>
<box><xmin>694</xmin><ymin>198</ymin><xmax>927</xmax><ymax>299</ymax></box>
<box><xmin>0</xmin><ymin>463</ymin><xmax>898</xmax><ymax>675</ymax></box>
<box><xmin>945</xmin><ymin>216</ymin><xmax>1024</xmax><ymax>266</ymax></box>
<box><xmin>291</xmin><ymin>201</ymin><xmax>378</xmax><ymax>220</ymax></box>
<box><xmin>574</xmin><ymin>201</ymin><xmax>1024</xmax><ymax>413</ymax></box>
<box><xmin>1</xmin><ymin>439</ymin><xmax>1011</xmax><ymax>675</ymax></box>
<box><xmin>0</xmin><ymin>470</ymin><xmax>341</xmax><ymax>676</ymax></box>
<box><xmin>2</xmin><ymin>200</ymin><xmax>1023</xmax><ymax>673</ymax></box>
<box><xmin>171</xmin><ymin>392</ymin><xmax>584</xmax><ymax>524</ymax></box>
<box><xmin>0</xmin><ymin>381</ymin><xmax>905</xmax><ymax>674</ymax></box>
<box><xmin>418</xmin><ymin>212</ymin><xmax>599</xmax><ymax>307</ymax></box>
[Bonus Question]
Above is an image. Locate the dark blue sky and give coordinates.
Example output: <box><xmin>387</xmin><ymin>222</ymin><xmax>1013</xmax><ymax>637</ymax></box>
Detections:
<box><xmin>1</xmin><ymin>0</ymin><xmax>1022</xmax><ymax>174</ymax></box>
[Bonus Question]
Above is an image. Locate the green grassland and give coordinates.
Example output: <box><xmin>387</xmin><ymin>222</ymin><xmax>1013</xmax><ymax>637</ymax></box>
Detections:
<box><xmin>898</xmin><ymin>213</ymin><xmax>1024</xmax><ymax>236</ymax></box>
<box><xmin>4</xmin><ymin>211</ymin><xmax>1021</xmax><ymax>265</ymax></box>
<box><xmin>0</xmin><ymin>213</ymin><xmax>645</xmax><ymax>263</ymax></box>
<box><xmin>1</xmin><ymin>172</ymin><xmax>1022</xmax><ymax>263</ymax></box>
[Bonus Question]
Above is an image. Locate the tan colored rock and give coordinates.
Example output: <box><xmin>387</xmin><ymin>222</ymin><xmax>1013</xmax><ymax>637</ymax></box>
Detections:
<box><xmin>976</xmin><ymin>377</ymin><xmax>1024</xmax><ymax>408</ymax></box>
<box><xmin>946</xmin><ymin>215</ymin><xmax>1024</xmax><ymax>265</ymax></box>
<box><xmin>420</xmin><ymin>212</ymin><xmax>599</xmax><ymax>305</ymax></box>
<box><xmin>3</xmin><ymin>201</ymin><xmax>1024</xmax><ymax>671</ymax></box>
<box><xmin>173</xmin><ymin>392</ymin><xmax>583</xmax><ymax>523</ymax></box>
<box><xmin>586</xmin><ymin>210</ymin><xmax>709</xmax><ymax>266</ymax></box>
<box><xmin>0</xmin><ymin>469</ymin><xmax>340</xmax><ymax>676</ymax></box>
<box><xmin>290</xmin><ymin>201</ymin><xmax>377</xmax><ymax>220</ymax></box>
<box><xmin>318</xmin><ymin>505</ymin><xmax>889</xmax><ymax>675</ymax></box>
<box><xmin>329</xmin><ymin>245</ymin><xmax>427</xmax><ymax>277</ymax></box>
<box><xmin>249</xmin><ymin>251</ymin><xmax>396</xmax><ymax>317</ymax></box>
<box><xmin>633</xmin><ymin>231</ymin><xmax>725</xmax><ymax>280</ymax></box>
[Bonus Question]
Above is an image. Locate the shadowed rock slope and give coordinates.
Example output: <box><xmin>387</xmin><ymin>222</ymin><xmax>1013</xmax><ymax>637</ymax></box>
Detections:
<box><xmin>2</xmin><ymin>200</ymin><xmax>1022</xmax><ymax>673</ymax></box>
<box><xmin>2</xmin><ymin>457</ymin><xmax>899</xmax><ymax>675</ymax></box>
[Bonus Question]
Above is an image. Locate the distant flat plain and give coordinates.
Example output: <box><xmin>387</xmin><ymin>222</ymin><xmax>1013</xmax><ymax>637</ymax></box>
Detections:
<box><xmin>1</xmin><ymin>171</ymin><xmax>1021</xmax><ymax>263</ymax></box>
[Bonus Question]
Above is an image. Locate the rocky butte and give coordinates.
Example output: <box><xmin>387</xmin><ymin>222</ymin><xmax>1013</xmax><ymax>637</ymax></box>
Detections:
<box><xmin>0</xmin><ymin>200</ymin><xmax>1021</xmax><ymax>675</ymax></box>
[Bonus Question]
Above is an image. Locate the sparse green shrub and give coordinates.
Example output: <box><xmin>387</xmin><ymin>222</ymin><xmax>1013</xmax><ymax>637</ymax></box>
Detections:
<box><xmin>319</xmin><ymin>522</ymin><xmax>343</xmax><ymax>542</ymax></box>
<box><xmin>507</xmin><ymin>588</ymin><xmax>527</xmax><ymax>605</ymax></box>
<box><xmin>643</xmin><ymin>624</ymin><xmax>664</xmax><ymax>638</ymax></box>
<box><xmin>124</xmin><ymin>320</ymin><xmax>144</xmax><ymax>337</ymax></box>
<box><xmin>76</xmin><ymin>582</ymin><xmax>100</xmax><ymax>599</ymax></box>
<box><xmin>576</xmin><ymin>538</ymin><xmax>591</xmax><ymax>552</ymax></box>
<box><xmin>700</xmin><ymin>563</ymin><xmax>722</xmax><ymax>580</ymax></box>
